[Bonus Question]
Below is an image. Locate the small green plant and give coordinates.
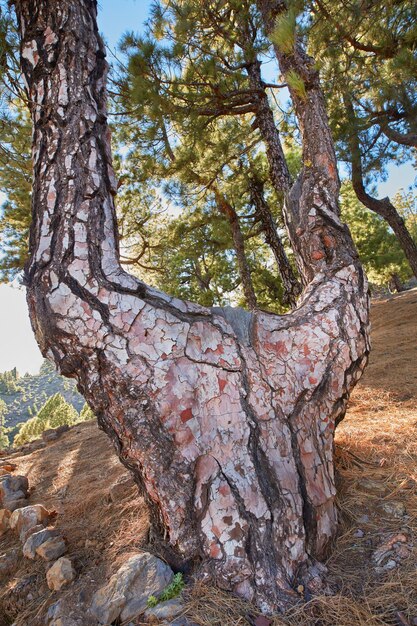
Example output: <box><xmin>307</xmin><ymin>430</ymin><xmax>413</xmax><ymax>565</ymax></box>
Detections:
<box><xmin>146</xmin><ymin>572</ymin><xmax>185</xmax><ymax>608</ymax></box>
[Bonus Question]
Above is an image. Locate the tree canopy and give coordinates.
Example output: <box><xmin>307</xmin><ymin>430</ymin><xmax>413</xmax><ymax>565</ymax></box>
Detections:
<box><xmin>0</xmin><ymin>0</ymin><xmax>415</xmax><ymax>301</ymax></box>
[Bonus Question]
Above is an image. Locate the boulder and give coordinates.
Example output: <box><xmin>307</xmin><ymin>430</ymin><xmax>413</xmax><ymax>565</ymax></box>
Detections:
<box><xmin>7</xmin><ymin>498</ymin><xmax>28</xmax><ymax>512</ymax></box>
<box><xmin>10</xmin><ymin>504</ymin><xmax>52</xmax><ymax>540</ymax></box>
<box><xmin>36</xmin><ymin>536</ymin><xmax>67</xmax><ymax>561</ymax></box>
<box><xmin>20</xmin><ymin>523</ymin><xmax>46</xmax><ymax>544</ymax></box>
<box><xmin>144</xmin><ymin>598</ymin><xmax>184</xmax><ymax>621</ymax></box>
<box><xmin>46</xmin><ymin>557</ymin><xmax>75</xmax><ymax>591</ymax></box>
<box><xmin>23</xmin><ymin>527</ymin><xmax>62</xmax><ymax>559</ymax></box>
<box><xmin>0</xmin><ymin>508</ymin><xmax>11</xmax><ymax>535</ymax></box>
<box><xmin>0</xmin><ymin>474</ymin><xmax>29</xmax><ymax>508</ymax></box>
<box><xmin>26</xmin><ymin>439</ymin><xmax>47</xmax><ymax>452</ymax></box>
<box><xmin>90</xmin><ymin>552</ymin><xmax>174</xmax><ymax>624</ymax></box>
<box><xmin>42</xmin><ymin>430</ymin><xmax>59</xmax><ymax>442</ymax></box>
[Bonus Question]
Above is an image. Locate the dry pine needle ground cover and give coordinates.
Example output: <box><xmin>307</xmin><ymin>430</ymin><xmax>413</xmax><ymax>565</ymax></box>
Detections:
<box><xmin>1</xmin><ymin>289</ymin><xmax>416</xmax><ymax>626</ymax></box>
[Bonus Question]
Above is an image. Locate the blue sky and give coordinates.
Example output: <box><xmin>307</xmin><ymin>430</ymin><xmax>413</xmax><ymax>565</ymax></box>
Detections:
<box><xmin>0</xmin><ymin>1</ymin><xmax>415</xmax><ymax>374</ymax></box>
<box><xmin>98</xmin><ymin>0</ymin><xmax>152</xmax><ymax>49</ymax></box>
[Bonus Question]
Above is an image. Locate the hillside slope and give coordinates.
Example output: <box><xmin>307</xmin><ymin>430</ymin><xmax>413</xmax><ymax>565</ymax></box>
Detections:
<box><xmin>0</xmin><ymin>361</ymin><xmax>84</xmax><ymax>436</ymax></box>
<box><xmin>0</xmin><ymin>289</ymin><xmax>416</xmax><ymax>626</ymax></box>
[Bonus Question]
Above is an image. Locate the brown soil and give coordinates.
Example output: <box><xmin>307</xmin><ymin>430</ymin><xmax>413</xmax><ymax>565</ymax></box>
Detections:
<box><xmin>1</xmin><ymin>289</ymin><xmax>416</xmax><ymax>626</ymax></box>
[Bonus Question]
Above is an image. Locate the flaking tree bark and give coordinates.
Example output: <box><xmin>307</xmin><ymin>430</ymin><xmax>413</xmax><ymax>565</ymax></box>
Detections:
<box><xmin>15</xmin><ymin>0</ymin><xmax>370</xmax><ymax>613</ymax></box>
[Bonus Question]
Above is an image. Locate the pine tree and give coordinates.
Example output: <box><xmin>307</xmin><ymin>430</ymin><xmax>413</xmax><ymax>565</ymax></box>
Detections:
<box><xmin>0</xmin><ymin>398</ymin><xmax>9</xmax><ymax>449</ymax></box>
<box><xmin>13</xmin><ymin>0</ymin><xmax>369</xmax><ymax>609</ymax></box>
<box><xmin>78</xmin><ymin>402</ymin><xmax>95</xmax><ymax>422</ymax></box>
<box><xmin>307</xmin><ymin>0</ymin><xmax>417</xmax><ymax>277</ymax></box>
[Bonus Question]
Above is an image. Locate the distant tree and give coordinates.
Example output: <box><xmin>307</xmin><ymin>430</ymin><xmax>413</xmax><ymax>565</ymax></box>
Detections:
<box><xmin>78</xmin><ymin>403</ymin><xmax>95</xmax><ymax>422</ymax></box>
<box><xmin>0</xmin><ymin>105</ymin><xmax>32</xmax><ymax>282</ymax></box>
<box><xmin>0</xmin><ymin>369</ymin><xmax>23</xmax><ymax>394</ymax></box>
<box><xmin>14</xmin><ymin>393</ymin><xmax>78</xmax><ymax>446</ymax></box>
<box><xmin>340</xmin><ymin>182</ymin><xmax>412</xmax><ymax>288</ymax></box>
<box><xmin>0</xmin><ymin>399</ymin><xmax>10</xmax><ymax>449</ymax></box>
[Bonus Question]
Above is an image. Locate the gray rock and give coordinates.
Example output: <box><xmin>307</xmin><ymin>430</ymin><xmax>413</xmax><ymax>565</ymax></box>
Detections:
<box><xmin>43</xmin><ymin>425</ymin><xmax>70</xmax><ymax>443</ymax></box>
<box><xmin>20</xmin><ymin>523</ymin><xmax>45</xmax><ymax>544</ymax></box>
<box><xmin>23</xmin><ymin>527</ymin><xmax>61</xmax><ymax>559</ymax></box>
<box><xmin>47</xmin><ymin>600</ymin><xmax>64</xmax><ymax>622</ymax></box>
<box><xmin>27</xmin><ymin>439</ymin><xmax>47</xmax><ymax>451</ymax></box>
<box><xmin>90</xmin><ymin>552</ymin><xmax>174</xmax><ymax>624</ymax></box>
<box><xmin>36</xmin><ymin>536</ymin><xmax>67</xmax><ymax>561</ymax></box>
<box><xmin>0</xmin><ymin>474</ymin><xmax>29</xmax><ymax>508</ymax></box>
<box><xmin>375</xmin><ymin>558</ymin><xmax>398</xmax><ymax>574</ymax></box>
<box><xmin>358</xmin><ymin>478</ymin><xmax>386</xmax><ymax>494</ymax></box>
<box><xmin>144</xmin><ymin>598</ymin><xmax>184</xmax><ymax>621</ymax></box>
<box><xmin>42</xmin><ymin>430</ymin><xmax>59</xmax><ymax>442</ymax></box>
<box><xmin>7</xmin><ymin>498</ymin><xmax>28</xmax><ymax>512</ymax></box>
<box><xmin>380</xmin><ymin>501</ymin><xmax>406</xmax><ymax>518</ymax></box>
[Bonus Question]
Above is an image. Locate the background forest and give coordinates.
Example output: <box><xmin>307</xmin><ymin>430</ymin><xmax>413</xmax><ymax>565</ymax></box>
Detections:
<box><xmin>0</xmin><ymin>0</ymin><xmax>416</xmax><ymax>311</ymax></box>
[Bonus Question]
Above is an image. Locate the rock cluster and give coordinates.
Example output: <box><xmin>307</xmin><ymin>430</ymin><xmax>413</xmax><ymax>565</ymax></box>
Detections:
<box><xmin>372</xmin><ymin>531</ymin><xmax>412</xmax><ymax>574</ymax></box>
<box><xmin>1</xmin><ymin>458</ymin><xmax>192</xmax><ymax>625</ymax></box>
<box><xmin>0</xmin><ymin>461</ymin><xmax>76</xmax><ymax>599</ymax></box>
<box><xmin>0</xmin><ymin>472</ymin><xmax>29</xmax><ymax>511</ymax></box>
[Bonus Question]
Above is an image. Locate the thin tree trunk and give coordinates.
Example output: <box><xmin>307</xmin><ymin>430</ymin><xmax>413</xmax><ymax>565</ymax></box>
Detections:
<box><xmin>388</xmin><ymin>272</ymin><xmax>404</xmax><ymax>293</ymax></box>
<box><xmin>16</xmin><ymin>0</ymin><xmax>369</xmax><ymax>613</ymax></box>
<box><xmin>344</xmin><ymin>98</ymin><xmax>417</xmax><ymax>279</ymax></box>
<box><xmin>248</xmin><ymin>174</ymin><xmax>301</xmax><ymax>307</ymax></box>
<box><xmin>214</xmin><ymin>191</ymin><xmax>258</xmax><ymax>309</ymax></box>
<box><xmin>354</xmin><ymin>183</ymin><xmax>417</xmax><ymax>279</ymax></box>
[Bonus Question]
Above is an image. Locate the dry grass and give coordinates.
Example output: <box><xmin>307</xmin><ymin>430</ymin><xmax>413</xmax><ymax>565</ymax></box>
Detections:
<box><xmin>1</xmin><ymin>289</ymin><xmax>416</xmax><ymax>625</ymax></box>
<box><xmin>0</xmin><ymin>420</ymin><xmax>149</xmax><ymax>625</ymax></box>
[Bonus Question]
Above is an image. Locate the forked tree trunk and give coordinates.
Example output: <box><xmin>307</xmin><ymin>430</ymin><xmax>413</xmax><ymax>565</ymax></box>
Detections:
<box><xmin>16</xmin><ymin>0</ymin><xmax>370</xmax><ymax>613</ymax></box>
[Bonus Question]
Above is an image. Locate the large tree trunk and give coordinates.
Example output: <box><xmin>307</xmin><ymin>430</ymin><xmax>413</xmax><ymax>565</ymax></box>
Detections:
<box><xmin>16</xmin><ymin>0</ymin><xmax>370</xmax><ymax>613</ymax></box>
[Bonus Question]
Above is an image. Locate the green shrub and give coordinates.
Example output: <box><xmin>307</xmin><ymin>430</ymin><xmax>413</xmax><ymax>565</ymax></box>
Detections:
<box><xmin>146</xmin><ymin>573</ymin><xmax>185</xmax><ymax>608</ymax></box>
